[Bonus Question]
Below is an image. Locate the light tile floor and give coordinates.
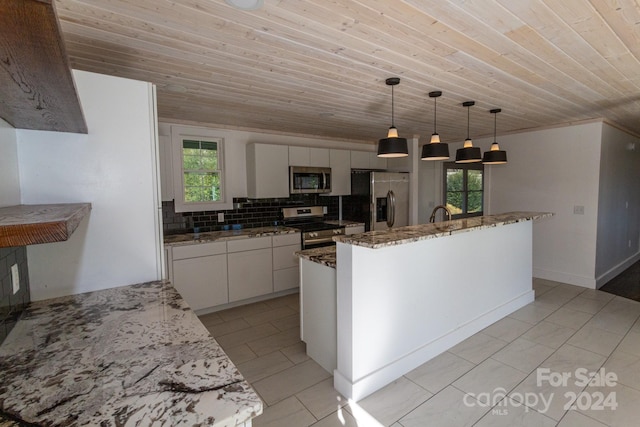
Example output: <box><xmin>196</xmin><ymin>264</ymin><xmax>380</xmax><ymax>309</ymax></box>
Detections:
<box><xmin>199</xmin><ymin>279</ymin><xmax>640</xmax><ymax>426</ymax></box>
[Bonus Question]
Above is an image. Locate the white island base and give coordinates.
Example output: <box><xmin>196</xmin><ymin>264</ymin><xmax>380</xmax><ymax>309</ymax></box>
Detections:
<box><xmin>333</xmin><ymin>219</ymin><xmax>536</xmax><ymax>401</ymax></box>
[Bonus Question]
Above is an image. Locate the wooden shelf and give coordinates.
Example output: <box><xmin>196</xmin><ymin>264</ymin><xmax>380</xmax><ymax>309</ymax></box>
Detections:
<box><xmin>0</xmin><ymin>0</ymin><xmax>87</xmax><ymax>133</ymax></box>
<box><xmin>0</xmin><ymin>203</ymin><xmax>91</xmax><ymax>248</ymax></box>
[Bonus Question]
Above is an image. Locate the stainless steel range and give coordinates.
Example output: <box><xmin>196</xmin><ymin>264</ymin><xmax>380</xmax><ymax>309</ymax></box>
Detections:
<box><xmin>281</xmin><ymin>206</ymin><xmax>345</xmax><ymax>249</ymax></box>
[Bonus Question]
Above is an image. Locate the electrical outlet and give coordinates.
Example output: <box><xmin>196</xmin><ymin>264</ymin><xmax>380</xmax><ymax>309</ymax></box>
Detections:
<box><xmin>11</xmin><ymin>264</ymin><xmax>19</xmax><ymax>295</ymax></box>
<box><xmin>217</xmin><ymin>212</ymin><xmax>224</xmax><ymax>222</ymax></box>
<box><xmin>573</xmin><ymin>205</ymin><xmax>585</xmax><ymax>215</ymax></box>
<box><xmin>323</xmin><ymin>206</ymin><xmax>328</xmax><ymax>214</ymax></box>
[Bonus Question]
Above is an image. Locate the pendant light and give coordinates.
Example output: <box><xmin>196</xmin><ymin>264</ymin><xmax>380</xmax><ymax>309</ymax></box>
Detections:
<box><xmin>377</xmin><ymin>77</ymin><xmax>408</xmax><ymax>158</ymax></box>
<box><xmin>421</xmin><ymin>91</ymin><xmax>450</xmax><ymax>161</ymax></box>
<box><xmin>455</xmin><ymin>101</ymin><xmax>481</xmax><ymax>163</ymax></box>
<box><xmin>482</xmin><ymin>108</ymin><xmax>508</xmax><ymax>164</ymax></box>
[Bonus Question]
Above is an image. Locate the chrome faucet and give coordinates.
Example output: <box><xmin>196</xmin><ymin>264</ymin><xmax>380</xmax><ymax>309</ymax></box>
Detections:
<box><xmin>429</xmin><ymin>205</ymin><xmax>452</xmax><ymax>223</ymax></box>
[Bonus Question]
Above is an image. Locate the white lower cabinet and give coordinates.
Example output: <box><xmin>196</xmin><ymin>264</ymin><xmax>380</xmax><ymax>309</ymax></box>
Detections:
<box><xmin>227</xmin><ymin>236</ymin><xmax>274</xmax><ymax>302</ymax></box>
<box><xmin>272</xmin><ymin>233</ymin><xmax>301</xmax><ymax>292</ymax></box>
<box><xmin>167</xmin><ymin>233</ymin><xmax>301</xmax><ymax>311</ymax></box>
<box><xmin>171</xmin><ymin>241</ymin><xmax>228</xmax><ymax>311</ymax></box>
<box><xmin>173</xmin><ymin>254</ymin><xmax>228</xmax><ymax>310</ymax></box>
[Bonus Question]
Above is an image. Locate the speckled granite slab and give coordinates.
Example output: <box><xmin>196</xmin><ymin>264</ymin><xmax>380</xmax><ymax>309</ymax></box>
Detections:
<box><xmin>164</xmin><ymin>226</ymin><xmax>299</xmax><ymax>246</ymax></box>
<box><xmin>296</xmin><ymin>246</ymin><xmax>337</xmax><ymax>268</ymax></box>
<box><xmin>0</xmin><ymin>281</ymin><xmax>262</xmax><ymax>426</ymax></box>
<box><xmin>334</xmin><ymin>212</ymin><xmax>553</xmax><ymax>249</ymax></box>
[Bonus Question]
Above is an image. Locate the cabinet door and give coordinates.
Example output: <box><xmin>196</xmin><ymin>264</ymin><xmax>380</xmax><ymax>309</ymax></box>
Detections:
<box><xmin>247</xmin><ymin>144</ymin><xmax>290</xmax><ymax>198</ymax></box>
<box><xmin>309</xmin><ymin>148</ymin><xmax>330</xmax><ymax>167</ymax></box>
<box><xmin>228</xmin><ymin>248</ymin><xmax>273</xmax><ymax>302</ymax></box>
<box><xmin>328</xmin><ymin>149</ymin><xmax>351</xmax><ymax>195</ymax></box>
<box><xmin>369</xmin><ymin>152</ymin><xmax>388</xmax><ymax>170</ymax></box>
<box><xmin>172</xmin><ymin>254</ymin><xmax>228</xmax><ymax>311</ymax></box>
<box><xmin>350</xmin><ymin>150</ymin><xmax>370</xmax><ymax>169</ymax></box>
<box><xmin>289</xmin><ymin>146</ymin><xmax>309</xmax><ymax>166</ymax></box>
<box><xmin>158</xmin><ymin>135</ymin><xmax>174</xmax><ymax>201</ymax></box>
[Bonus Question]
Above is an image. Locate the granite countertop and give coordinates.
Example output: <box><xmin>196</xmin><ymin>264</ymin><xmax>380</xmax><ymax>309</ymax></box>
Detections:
<box><xmin>296</xmin><ymin>246</ymin><xmax>337</xmax><ymax>268</ymax></box>
<box><xmin>0</xmin><ymin>281</ymin><xmax>262</xmax><ymax>426</ymax></box>
<box><xmin>164</xmin><ymin>226</ymin><xmax>299</xmax><ymax>246</ymax></box>
<box><xmin>334</xmin><ymin>211</ymin><xmax>553</xmax><ymax>249</ymax></box>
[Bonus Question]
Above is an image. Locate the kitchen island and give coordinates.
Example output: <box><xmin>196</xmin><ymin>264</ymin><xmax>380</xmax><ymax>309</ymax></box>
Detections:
<box><xmin>0</xmin><ymin>281</ymin><xmax>262</xmax><ymax>426</ymax></box>
<box><xmin>297</xmin><ymin>211</ymin><xmax>552</xmax><ymax>402</ymax></box>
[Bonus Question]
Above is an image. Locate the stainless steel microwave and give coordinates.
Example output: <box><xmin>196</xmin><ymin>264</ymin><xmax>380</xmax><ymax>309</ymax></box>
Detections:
<box><xmin>289</xmin><ymin>166</ymin><xmax>331</xmax><ymax>194</ymax></box>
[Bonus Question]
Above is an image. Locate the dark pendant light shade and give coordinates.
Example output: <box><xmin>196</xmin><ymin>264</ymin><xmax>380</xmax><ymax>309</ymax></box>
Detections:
<box><xmin>378</xmin><ymin>77</ymin><xmax>408</xmax><ymax>158</ymax></box>
<box><xmin>483</xmin><ymin>108</ymin><xmax>508</xmax><ymax>165</ymax></box>
<box><xmin>421</xmin><ymin>91</ymin><xmax>450</xmax><ymax>161</ymax></box>
<box><xmin>455</xmin><ymin>101</ymin><xmax>482</xmax><ymax>163</ymax></box>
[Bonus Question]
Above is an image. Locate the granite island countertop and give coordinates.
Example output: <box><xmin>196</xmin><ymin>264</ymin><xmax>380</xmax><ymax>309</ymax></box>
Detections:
<box><xmin>296</xmin><ymin>246</ymin><xmax>337</xmax><ymax>269</ymax></box>
<box><xmin>0</xmin><ymin>281</ymin><xmax>262</xmax><ymax>426</ymax></box>
<box><xmin>164</xmin><ymin>226</ymin><xmax>299</xmax><ymax>246</ymax></box>
<box><xmin>334</xmin><ymin>211</ymin><xmax>553</xmax><ymax>249</ymax></box>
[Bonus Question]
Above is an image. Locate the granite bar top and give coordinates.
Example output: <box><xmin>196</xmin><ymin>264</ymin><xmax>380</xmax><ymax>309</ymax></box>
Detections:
<box><xmin>164</xmin><ymin>226</ymin><xmax>299</xmax><ymax>246</ymax></box>
<box><xmin>0</xmin><ymin>281</ymin><xmax>262</xmax><ymax>426</ymax></box>
<box><xmin>334</xmin><ymin>211</ymin><xmax>553</xmax><ymax>249</ymax></box>
<box><xmin>296</xmin><ymin>246</ymin><xmax>337</xmax><ymax>268</ymax></box>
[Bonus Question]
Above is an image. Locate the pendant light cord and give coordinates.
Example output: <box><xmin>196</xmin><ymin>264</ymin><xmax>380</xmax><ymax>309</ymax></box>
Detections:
<box><xmin>391</xmin><ymin>84</ymin><xmax>395</xmax><ymax>128</ymax></box>
<box><xmin>433</xmin><ymin>96</ymin><xmax>437</xmax><ymax>134</ymax></box>
<box><xmin>493</xmin><ymin>111</ymin><xmax>497</xmax><ymax>142</ymax></box>
<box><xmin>466</xmin><ymin>104</ymin><xmax>470</xmax><ymax>140</ymax></box>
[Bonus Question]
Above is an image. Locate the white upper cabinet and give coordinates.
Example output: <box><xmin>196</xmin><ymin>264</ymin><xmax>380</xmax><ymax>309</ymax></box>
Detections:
<box><xmin>158</xmin><ymin>135</ymin><xmax>174</xmax><ymax>201</ymax></box>
<box><xmin>247</xmin><ymin>143</ymin><xmax>290</xmax><ymax>198</ymax></box>
<box><xmin>289</xmin><ymin>146</ymin><xmax>330</xmax><ymax>167</ymax></box>
<box><xmin>350</xmin><ymin>150</ymin><xmax>387</xmax><ymax>170</ymax></box>
<box><xmin>328</xmin><ymin>149</ymin><xmax>351</xmax><ymax>196</ymax></box>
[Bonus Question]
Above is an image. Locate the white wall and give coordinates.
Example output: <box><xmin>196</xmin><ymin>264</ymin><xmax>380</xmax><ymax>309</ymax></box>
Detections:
<box><xmin>478</xmin><ymin>122</ymin><xmax>603</xmax><ymax>288</ymax></box>
<box><xmin>18</xmin><ymin>70</ymin><xmax>162</xmax><ymax>300</ymax></box>
<box><xmin>595</xmin><ymin>123</ymin><xmax>640</xmax><ymax>285</ymax></box>
<box><xmin>0</xmin><ymin>118</ymin><xmax>20</xmax><ymax>207</ymax></box>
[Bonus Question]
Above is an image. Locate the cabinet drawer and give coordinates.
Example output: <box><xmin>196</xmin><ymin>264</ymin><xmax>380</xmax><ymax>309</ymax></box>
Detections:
<box><xmin>274</xmin><ymin>267</ymin><xmax>299</xmax><ymax>292</ymax></box>
<box><xmin>273</xmin><ymin>244</ymin><xmax>300</xmax><ymax>270</ymax></box>
<box><xmin>272</xmin><ymin>233</ymin><xmax>301</xmax><ymax>247</ymax></box>
<box><xmin>227</xmin><ymin>236</ymin><xmax>272</xmax><ymax>253</ymax></box>
<box><xmin>172</xmin><ymin>241</ymin><xmax>226</xmax><ymax>260</ymax></box>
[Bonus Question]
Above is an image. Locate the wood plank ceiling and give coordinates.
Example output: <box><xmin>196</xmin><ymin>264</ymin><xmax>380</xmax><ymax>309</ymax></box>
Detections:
<box><xmin>54</xmin><ymin>0</ymin><xmax>640</xmax><ymax>144</ymax></box>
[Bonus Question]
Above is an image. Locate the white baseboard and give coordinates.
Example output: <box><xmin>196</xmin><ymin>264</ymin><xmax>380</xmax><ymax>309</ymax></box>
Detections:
<box><xmin>533</xmin><ymin>268</ymin><xmax>596</xmax><ymax>289</ymax></box>
<box><xmin>596</xmin><ymin>252</ymin><xmax>640</xmax><ymax>289</ymax></box>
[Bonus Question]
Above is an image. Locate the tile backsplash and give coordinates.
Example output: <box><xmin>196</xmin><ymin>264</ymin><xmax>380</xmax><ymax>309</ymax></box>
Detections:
<box><xmin>0</xmin><ymin>246</ymin><xmax>30</xmax><ymax>344</ymax></box>
<box><xmin>163</xmin><ymin>195</ymin><xmax>340</xmax><ymax>234</ymax></box>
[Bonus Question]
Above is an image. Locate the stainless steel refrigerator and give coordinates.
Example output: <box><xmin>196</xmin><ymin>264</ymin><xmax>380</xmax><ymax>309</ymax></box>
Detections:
<box><xmin>348</xmin><ymin>171</ymin><xmax>410</xmax><ymax>231</ymax></box>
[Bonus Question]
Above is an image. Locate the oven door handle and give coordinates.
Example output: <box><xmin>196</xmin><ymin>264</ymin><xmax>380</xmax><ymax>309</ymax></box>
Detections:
<box><xmin>304</xmin><ymin>236</ymin><xmax>335</xmax><ymax>246</ymax></box>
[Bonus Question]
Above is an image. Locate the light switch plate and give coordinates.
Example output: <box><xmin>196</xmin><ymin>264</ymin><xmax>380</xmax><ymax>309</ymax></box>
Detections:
<box><xmin>217</xmin><ymin>212</ymin><xmax>224</xmax><ymax>222</ymax></box>
<box><xmin>11</xmin><ymin>264</ymin><xmax>19</xmax><ymax>295</ymax></box>
<box><xmin>573</xmin><ymin>205</ymin><xmax>585</xmax><ymax>215</ymax></box>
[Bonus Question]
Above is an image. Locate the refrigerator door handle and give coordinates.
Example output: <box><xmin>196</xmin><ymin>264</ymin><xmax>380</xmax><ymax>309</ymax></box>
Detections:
<box><xmin>387</xmin><ymin>190</ymin><xmax>396</xmax><ymax>228</ymax></box>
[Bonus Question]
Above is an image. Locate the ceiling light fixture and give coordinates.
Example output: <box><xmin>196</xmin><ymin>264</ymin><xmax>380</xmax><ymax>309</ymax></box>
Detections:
<box><xmin>483</xmin><ymin>108</ymin><xmax>508</xmax><ymax>165</ymax></box>
<box><xmin>455</xmin><ymin>101</ymin><xmax>481</xmax><ymax>163</ymax></box>
<box><xmin>421</xmin><ymin>91</ymin><xmax>449</xmax><ymax>161</ymax></box>
<box><xmin>224</xmin><ymin>0</ymin><xmax>264</xmax><ymax>10</ymax></box>
<box><xmin>377</xmin><ymin>77</ymin><xmax>408</xmax><ymax>158</ymax></box>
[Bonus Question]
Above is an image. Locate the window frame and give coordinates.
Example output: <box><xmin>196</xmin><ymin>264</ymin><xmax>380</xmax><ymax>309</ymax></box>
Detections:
<box><xmin>171</xmin><ymin>126</ymin><xmax>230</xmax><ymax>212</ymax></box>
<box><xmin>442</xmin><ymin>161</ymin><xmax>484</xmax><ymax>219</ymax></box>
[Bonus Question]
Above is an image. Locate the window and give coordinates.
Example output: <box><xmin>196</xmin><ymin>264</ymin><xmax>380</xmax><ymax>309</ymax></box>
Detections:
<box><xmin>182</xmin><ymin>139</ymin><xmax>222</xmax><ymax>203</ymax></box>
<box><xmin>171</xmin><ymin>126</ymin><xmax>229</xmax><ymax>212</ymax></box>
<box><xmin>443</xmin><ymin>161</ymin><xmax>484</xmax><ymax>218</ymax></box>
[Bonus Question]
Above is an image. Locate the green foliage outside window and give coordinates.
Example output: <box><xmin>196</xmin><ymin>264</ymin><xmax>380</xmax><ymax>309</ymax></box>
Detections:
<box><xmin>182</xmin><ymin>139</ymin><xmax>222</xmax><ymax>202</ymax></box>
<box><xmin>444</xmin><ymin>163</ymin><xmax>483</xmax><ymax>217</ymax></box>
